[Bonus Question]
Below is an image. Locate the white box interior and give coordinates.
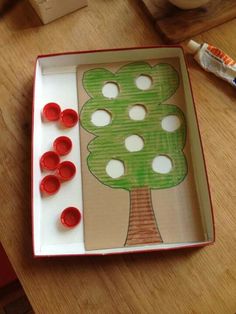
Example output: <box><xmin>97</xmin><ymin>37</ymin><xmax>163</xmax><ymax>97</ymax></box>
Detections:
<box><xmin>32</xmin><ymin>47</ymin><xmax>214</xmax><ymax>256</ymax></box>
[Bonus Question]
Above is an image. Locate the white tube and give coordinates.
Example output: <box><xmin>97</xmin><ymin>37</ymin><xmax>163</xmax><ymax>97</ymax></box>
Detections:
<box><xmin>187</xmin><ymin>40</ymin><xmax>236</xmax><ymax>87</ymax></box>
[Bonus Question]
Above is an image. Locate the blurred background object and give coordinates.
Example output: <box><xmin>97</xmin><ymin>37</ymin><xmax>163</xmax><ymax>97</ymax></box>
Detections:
<box><xmin>168</xmin><ymin>0</ymin><xmax>210</xmax><ymax>10</ymax></box>
<box><xmin>0</xmin><ymin>243</ymin><xmax>17</xmax><ymax>288</ymax></box>
<box><xmin>141</xmin><ymin>0</ymin><xmax>236</xmax><ymax>43</ymax></box>
<box><xmin>0</xmin><ymin>0</ymin><xmax>7</xmax><ymax>9</ymax></box>
<box><xmin>28</xmin><ymin>0</ymin><xmax>87</xmax><ymax>24</ymax></box>
<box><xmin>0</xmin><ymin>0</ymin><xmax>11</xmax><ymax>12</ymax></box>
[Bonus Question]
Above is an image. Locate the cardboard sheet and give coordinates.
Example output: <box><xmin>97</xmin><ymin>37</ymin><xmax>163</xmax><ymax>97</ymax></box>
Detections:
<box><xmin>77</xmin><ymin>58</ymin><xmax>205</xmax><ymax>250</ymax></box>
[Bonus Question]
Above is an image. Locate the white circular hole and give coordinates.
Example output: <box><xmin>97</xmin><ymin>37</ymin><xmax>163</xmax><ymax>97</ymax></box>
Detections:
<box><xmin>91</xmin><ymin>110</ymin><xmax>111</xmax><ymax>127</ymax></box>
<box><xmin>161</xmin><ymin>115</ymin><xmax>181</xmax><ymax>132</ymax></box>
<box><xmin>125</xmin><ymin>135</ymin><xmax>144</xmax><ymax>152</ymax></box>
<box><xmin>102</xmin><ymin>82</ymin><xmax>119</xmax><ymax>99</ymax></box>
<box><xmin>135</xmin><ymin>75</ymin><xmax>152</xmax><ymax>90</ymax></box>
<box><xmin>152</xmin><ymin>155</ymin><xmax>172</xmax><ymax>174</ymax></box>
<box><xmin>129</xmin><ymin>105</ymin><xmax>146</xmax><ymax>121</ymax></box>
<box><xmin>106</xmin><ymin>159</ymin><xmax>125</xmax><ymax>179</ymax></box>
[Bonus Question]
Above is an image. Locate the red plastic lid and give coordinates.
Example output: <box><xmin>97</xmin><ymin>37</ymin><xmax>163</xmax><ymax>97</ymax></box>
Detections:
<box><xmin>40</xmin><ymin>175</ymin><xmax>61</xmax><ymax>195</ymax></box>
<box><xmin>53</xmin><ymin>136</ymin><xmax>72</xmax><ymax>156</ymax></box>
<box><xmin>61</xmin><ymin>207</ymin><xmax>81</xmax><ymax>228</ymax></box>
<box><xmin>60</xmin><ymin>109</ymin><xmax>78</xmax><ymax>128</ymax></box>
<box><xmin>42</xmin><ymin>103</ymin><xmax>61</xmax><ymax>121</ymax></box>
<box><xmin>40</xmin><ymin>151</ymin><xmax>60</xmax><ymax>171</ymax></box>
<box><xmin>57</xmin><ymin>161</ymin><xmax>76</xmax><ymax>181</ymax></box>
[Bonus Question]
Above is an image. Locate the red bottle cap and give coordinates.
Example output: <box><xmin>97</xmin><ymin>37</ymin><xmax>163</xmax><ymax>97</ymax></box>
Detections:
<box><xmin>57</xmin><ymin>161</ymin><xmax>76</xmax><ymax>181</ymax></box>
<box><xmin>61</xmin><ymin>207</ymin><xmax>81</xmax><ymax>228</ymax></box>
<box><xmin>40</xmin><ymin>151</ymin><xmax>60</xmax><ymax>171</ymax></box>
<box><xmin>60</xmin><ymin>109</ymin><xmax>78</xmax><ymax>128</ymax></box>
<box><xmin>40</xmin><ymin>175</ymin><xmax>61</xmax><ymax>195</ymax></box>
<box><xmin>42</xmin><ymin>103</ymin><xmax>61</xmax><ymax>121</ymax></box>
<box><xmin>53</xmin><ymin>136</ymin><xmax>72</xmax><ymax>156</ymax></box>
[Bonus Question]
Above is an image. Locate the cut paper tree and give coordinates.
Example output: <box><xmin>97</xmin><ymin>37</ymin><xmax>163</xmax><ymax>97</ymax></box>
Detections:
<box><xmin>80</xmin><ymin>61</ymin><xmax>187</xmax><ymax>246</ymax></box>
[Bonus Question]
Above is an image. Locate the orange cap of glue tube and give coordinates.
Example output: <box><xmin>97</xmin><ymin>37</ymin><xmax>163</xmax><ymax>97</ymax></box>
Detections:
<box><xmin>60</xmin><ymin>109</ymin><xmax>78</xmax><ymax>128</ymax></box>
<box><xmin>40</xmin><ymin>151</ymin><xmax>60</xmax><ymax>171</ymax></box>
<box><xmin>53</xmin><ymin>136</ymin><xmax>72</xmax><ymax>156</ymax></box>
<box><xmin>42</xmin><ymin>103</ymin><xmax>61</xmax><ymax>121</ymax></box>
<box><xmin>57</xmin><ymin>161</ymin><xmax>76</xmax><ymax>181</ymax></box>
<box><xmin>60</xmin><ymin>207</ymin><xmax>81</xmax><ymax>228</ymax></box>
<box><xmin>40</xmin><ymin>175</ymin><xmax>61</xmax><ymax>195</ymax></box>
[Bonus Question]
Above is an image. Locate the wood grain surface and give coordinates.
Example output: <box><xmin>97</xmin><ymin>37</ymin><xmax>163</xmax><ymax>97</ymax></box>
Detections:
<box><xmin>0</xmin><ymin>0</ymin><xmax>236</xmax><ymax>313</ymax></box>
<box><xmin>141</xmin><ymin>0</ymin><xmax>236</xmax><ymax>43</ymax></box>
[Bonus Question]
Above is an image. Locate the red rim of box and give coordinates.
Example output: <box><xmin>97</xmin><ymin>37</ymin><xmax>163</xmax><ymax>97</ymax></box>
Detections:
<box><xmin>32</xmin><ymin>46</ymin><xmax>215</xmax><ymax>257</ymax></box>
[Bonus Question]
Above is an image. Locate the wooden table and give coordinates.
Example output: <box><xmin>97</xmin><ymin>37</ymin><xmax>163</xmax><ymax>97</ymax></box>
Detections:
<box><xmin>0</xmin><ymin>1</ymin><xmax>236</xmax><ymax>313</ymax></box>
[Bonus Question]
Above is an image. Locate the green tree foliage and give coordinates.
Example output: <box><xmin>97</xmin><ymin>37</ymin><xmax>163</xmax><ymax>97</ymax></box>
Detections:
<box><xmin>80</xmin><ymin>61</ymin><xmax>187</xmax><ymax>191</ymax></box>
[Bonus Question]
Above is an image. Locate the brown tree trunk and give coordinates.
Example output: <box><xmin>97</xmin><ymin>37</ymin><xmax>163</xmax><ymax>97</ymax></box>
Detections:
<box><xmin>125</xmin><ymin>187</ymin><xmax>163</xmax><ymax>246</ymax></box>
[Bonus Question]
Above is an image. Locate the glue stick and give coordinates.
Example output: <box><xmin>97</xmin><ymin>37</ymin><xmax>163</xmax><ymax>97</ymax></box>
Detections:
<box><xmin>187</xmin><ymin>40</ymin><xmax>236</xmax><ymax>87</ymax></box>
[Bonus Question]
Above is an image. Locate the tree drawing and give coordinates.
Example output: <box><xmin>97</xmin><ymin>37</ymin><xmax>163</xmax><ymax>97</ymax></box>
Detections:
<box><xmin>80</xmin><ymin>61</ymin><xmax>187</xmax><ymax>246</ymax></box>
